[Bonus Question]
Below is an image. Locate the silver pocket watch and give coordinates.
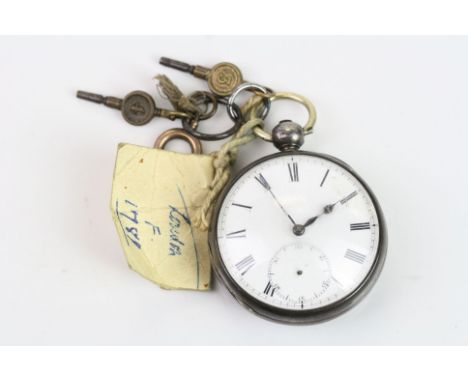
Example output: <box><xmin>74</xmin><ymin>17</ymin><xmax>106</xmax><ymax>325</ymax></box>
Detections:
<box><xmin>208</xmin><ymin>87</ymin><xmax>387</xmax><ymax>324</ymax></box>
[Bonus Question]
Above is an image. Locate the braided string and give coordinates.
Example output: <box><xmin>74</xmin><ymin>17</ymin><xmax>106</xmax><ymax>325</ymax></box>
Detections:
<box><xmin>155</xmin><ymin>74</ymin><xmax>201</xmax><ymax>115</ymax></box>
<box><xmin>193</xmin><ymin>118</ymin><xmax>264</xmax><ymax>230</ymax></box>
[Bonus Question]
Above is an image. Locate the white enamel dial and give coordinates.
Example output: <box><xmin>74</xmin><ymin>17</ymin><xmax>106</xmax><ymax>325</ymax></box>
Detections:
<box><xmin>216</xmin><ymin>153</ymin><xmax>381</xmax><ymax>311</ymax></box>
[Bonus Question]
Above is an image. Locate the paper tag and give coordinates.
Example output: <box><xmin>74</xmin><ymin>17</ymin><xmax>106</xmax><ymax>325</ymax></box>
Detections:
<box><xmin>110</xmin><ymin>143</ymin><xmax>214</xmax><ymax>290</ymax></box>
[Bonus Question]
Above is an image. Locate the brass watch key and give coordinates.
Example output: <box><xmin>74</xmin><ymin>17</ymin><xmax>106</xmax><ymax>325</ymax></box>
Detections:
<box><xmin>76</xmin><ymin>90</ymin><xmax>191</xmax><ymax>126</ymax></box>
<box><xmin>159</xmin><ymin>57</ymin><xmax>244</xmax><ymax>97</ymax></box>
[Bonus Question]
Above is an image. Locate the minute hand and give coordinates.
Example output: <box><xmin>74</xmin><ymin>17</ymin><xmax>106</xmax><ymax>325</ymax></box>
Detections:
<box><xmin>254</xmin><ymin>174</ymin><xmax>296</xmax><ymax>225</ymax></box>
<box><xmin>268</xmin><ymin>188</ymin><xmax>296</xmax><ymax>225</ymax></box>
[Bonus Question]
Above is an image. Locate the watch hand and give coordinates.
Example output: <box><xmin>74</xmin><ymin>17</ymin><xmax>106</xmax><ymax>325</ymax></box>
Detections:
<box><xmin>323</xmin><ymin>201</ymin><xmax>338</xmax><ymax>214</ymax></box>
<box><xmin>293</xmin><ymin>212</ymin><xmax>322</xmax><ymax>236</ymax></box>
<box><xmin>293</xmin><ymin>193</ymin><xmax>353</xmax><ymax>236</ymax></box>
<box><xmin>303</xmin><ymin>214</ymin><xmax>321</xmax><ymax>228</ymax></box>
<box><xmin>269</xmin><ymin>188</ymin><xmax>296</xmax><ymax>225</ymax></box>
<box><xmin>254</xmin><ymin>173</ymin><xmax>296</xmax><ymax>225</ymax></box>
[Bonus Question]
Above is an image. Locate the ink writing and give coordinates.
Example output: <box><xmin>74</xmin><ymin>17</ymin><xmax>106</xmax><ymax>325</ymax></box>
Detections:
<box><xmin>116</xmin><ymin>199</ymin><xmax>161</xmax><ymax>250</ymax></box>
<box><xmin>168</xmin><ymin>205</ymin><xmax>190</xmax><ymax>256</ymax></box>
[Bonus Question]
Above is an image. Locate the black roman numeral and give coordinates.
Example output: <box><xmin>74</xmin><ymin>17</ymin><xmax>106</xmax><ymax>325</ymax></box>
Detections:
<box><xmin>254</xmin><ymin>173</ymin><xmax>271</xmax><ymax>190</ymax></box>
<box><xmin>299</xmin><ymin>296</ymin><xmax>305</xmax><ymax>309</ymax></box>
<box><xmin>288</xmin><ymin>161</ymin><xmax>299</xmax><ymax>182</ymax></box>
<box><xmin>340</xmin><ymin>190</ymin><xmax>358</xmax><ymax>204</ymax></box>
<box><xmin>350</xmin><ymin>222</ymin><xmax>370</xmax><ymax>231</ymax></box>
<box><xmin>235</xmin><ymin>255</ymin><xmax>255</xmax><ymax>275</ymax></box>
<box><xmin>263</xmin><ymin>281</ymin><xmax>278</xmax><ymax>296</ymax></box>
<box><xmin>226</xmin><ymin>229</ymin><xmax>246</xmax><ymax>239</ymax></box>
<box><xmin>232</xmin><ymin>202</ymin><xmax>252</xmax><ymax>209</ymax></box>
<box><xmin>320</xmin><ymin>169</ymin><xmax>329</xmax><ymax>187</ymax></box>
<box><xmin>344</xmin><ymin>249</ymin><xmax>366</xmax><ymax>264</ymax></box>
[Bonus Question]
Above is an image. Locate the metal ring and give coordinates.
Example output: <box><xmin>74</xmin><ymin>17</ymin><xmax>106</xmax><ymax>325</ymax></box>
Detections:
<box><xmin>153</xmin><ymin>128</ymin><xmax>203</xmax><ymax>154</ymax></box>
<box><xmin>188</xmin><ymin>91</ymin><xmax>218</xmax><ymax>121</ymax></box>
<box><xmin>227</xmin><ymin>83</ymin><xmax>272</xmax><ymax>122</ymax></box>
<box><xmin>218</xmin><ymin>95</ymin><xmax>243</xmax><ymax>121</ymax></box>
<box><xmin>182</xmin><ymin>102</ymin><xmax>243</xmax><ymax>141</ymax></box>
<box><xmin>248</xmin><ymin>92</ymin><xmax>317</xmax><ymax>142</ymax></box>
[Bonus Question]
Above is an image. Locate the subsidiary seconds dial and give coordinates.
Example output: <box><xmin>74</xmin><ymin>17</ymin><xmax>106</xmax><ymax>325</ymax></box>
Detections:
<box><xmin>268</xmin><ymin>243</ymin><xmax>332</xmax><ymax>309</ymax></box>
<box><xmin>209</xmin><ymin>151</ymin><xmax>387</xmax><ymax>324</ymax></box>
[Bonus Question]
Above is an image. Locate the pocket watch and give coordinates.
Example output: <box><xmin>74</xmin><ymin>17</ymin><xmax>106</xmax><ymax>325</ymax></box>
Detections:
<box><xmin>208</xmin><ymin>119</ymin><xmax>387</xmax><ymax>324</ymax></box>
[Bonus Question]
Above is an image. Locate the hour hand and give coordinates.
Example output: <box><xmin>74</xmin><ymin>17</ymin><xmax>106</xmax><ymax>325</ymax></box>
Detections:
<box><xmin>292</xmin><ymin>201</ymin><xmax>338</xmax><ymax>236</ymax></box>
<box><xmin>293</xmin><ymin>214</ymin><xmax>321</xmax><ymax>236</ymax></box>
<box><xmin>325</xmin><ymin>190</ymin><xmax>358</xmax><ymax>213</ymax></box>
<box><xmin>303</xmin><ymin>215</ymin><xmax>320</xmax><ymax>228</ymax></box>
<box><xmin>293</xmin><ymin>191</ymin><xmax>359</xmax><ymax>235</ymax></box>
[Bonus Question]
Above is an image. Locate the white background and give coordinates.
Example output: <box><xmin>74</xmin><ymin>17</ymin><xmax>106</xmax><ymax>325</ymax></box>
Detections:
<box><xmin>0</xmin><ymin>36</ymin><xmax>467</xmax><ymax>345</ymax></box>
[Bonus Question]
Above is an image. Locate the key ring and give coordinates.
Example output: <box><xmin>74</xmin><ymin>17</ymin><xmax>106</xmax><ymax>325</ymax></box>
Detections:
<box><xmin>154</xmin><ymin>128</ymin><xmax>203</xmax><ymax>154</ymax></box>
<box><xmin>182</xmin><ymin>101</ymin><xmax>244</xmax><ymax>141</ymax></box>
<box><xmin>226</xmin><ymin>83</ymin><xmax>272</xmax><ymax>121</ymax></box>
<box><xmin>247</xmin><ymin>92</ymin><xmax>317</xmax><ymax>142</ymax></box>
<box><xmin>188</xmin><ymin>91</ymin><xmax>218</xmax><ymax>120</ymax></box>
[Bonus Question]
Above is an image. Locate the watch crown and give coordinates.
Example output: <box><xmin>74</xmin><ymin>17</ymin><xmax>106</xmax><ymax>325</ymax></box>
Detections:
<box><xmin>272</xmin><ymin>120</ymin><xmax>305</xmax><ymax>152</ymax></box>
